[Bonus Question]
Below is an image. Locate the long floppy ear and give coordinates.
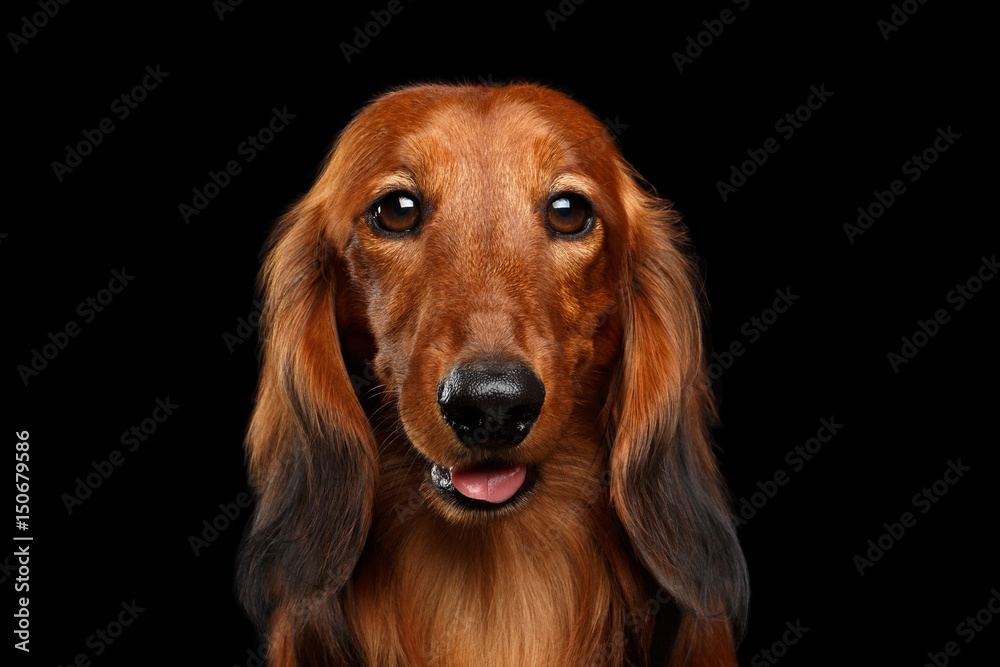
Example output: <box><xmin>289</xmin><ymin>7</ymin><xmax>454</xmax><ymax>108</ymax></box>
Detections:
<box><xmin>608</xmin><ymin>165</ymin><xmax>749</xmax><ymax>664</ymax></box>
<box><xmin>237</xmin><ymin>146</ymin><xmax>376</xmax><ymax>665</ymax></box>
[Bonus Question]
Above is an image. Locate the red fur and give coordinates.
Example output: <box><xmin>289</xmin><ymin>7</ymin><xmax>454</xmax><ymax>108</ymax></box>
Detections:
<box><xmin>239</xmin><ymin>83</ymin><xmax>748</xmax><ymax>666</ymax></box>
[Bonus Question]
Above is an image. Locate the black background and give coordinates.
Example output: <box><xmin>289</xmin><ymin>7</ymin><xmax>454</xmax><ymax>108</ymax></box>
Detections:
<box><xmin>7</xmin><ymin>1</ymin><xmax>996</xmax><ymax>665</ymax></box>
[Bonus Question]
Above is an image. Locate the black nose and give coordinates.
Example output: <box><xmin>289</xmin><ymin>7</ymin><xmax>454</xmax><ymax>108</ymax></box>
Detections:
<box><xmin>437</xmin><ymin>363</ymin><xmax>545</xmax><ymax>449</ymax></box>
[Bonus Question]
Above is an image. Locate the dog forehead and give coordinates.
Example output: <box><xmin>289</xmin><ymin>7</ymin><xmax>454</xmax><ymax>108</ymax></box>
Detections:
<box><xmin>357</xmin><ymin>84</ymin><xmax>612</xmax><ymax>178</ymax></box>
<box><xmin>365</xmin><ymin>83</ymin><xmax>603</xmax><ymax>131</ymax></box>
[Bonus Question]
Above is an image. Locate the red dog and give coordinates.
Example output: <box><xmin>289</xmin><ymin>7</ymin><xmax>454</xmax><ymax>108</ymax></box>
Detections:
<box><xmin>238</xmin><ymin>83</ymin><xmax>748</xmax><ymax>666</ymax></box>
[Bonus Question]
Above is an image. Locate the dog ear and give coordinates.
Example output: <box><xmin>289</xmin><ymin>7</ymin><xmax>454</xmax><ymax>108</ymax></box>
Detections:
<box><xmin>606</xmin><ymin>165</ymin><xmax>749</xmax><ymax>660</ymax></box>
<box><xmin>237</xmin><ymin>140</ymin><xmax>376</xmax><ymax>665</ymax></box>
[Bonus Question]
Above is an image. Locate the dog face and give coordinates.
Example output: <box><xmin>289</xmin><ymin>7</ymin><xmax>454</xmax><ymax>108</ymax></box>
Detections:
<box><xmin>332</xmin><ymin>85</ymin><xmax>628</xmax><ymax>522</ymax></box>
<box><xmin>241</xmin><ymin>83</ymin><xmax>748</xmax><ymax>666</ymax></box>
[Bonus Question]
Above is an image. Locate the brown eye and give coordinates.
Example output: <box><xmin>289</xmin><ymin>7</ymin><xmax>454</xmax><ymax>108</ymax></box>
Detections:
<box><xmin>546</xmin><ymin>193</ymin><xmax>593</xmax><ymax>236</ymax></box>
<box><xmin>371</xmin><ymin>191</ymin><xmax>421</xmax><ymax>233</ymax></box>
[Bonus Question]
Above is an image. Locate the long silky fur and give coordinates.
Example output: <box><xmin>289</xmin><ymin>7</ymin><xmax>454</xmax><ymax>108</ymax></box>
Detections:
<box><xmin>238</xmin><ymin>82</ymin><xmax>749</xmax><ymax>667</ymax></box>
<box><xmin>238</xmin><ymin>191</ymin><xmax>376</xmax><ymax>665</ymax></box>
<box><xmin>608</xmin><ymin>166</ymin><xmax>749</xmax><ymax>662</ymax></box>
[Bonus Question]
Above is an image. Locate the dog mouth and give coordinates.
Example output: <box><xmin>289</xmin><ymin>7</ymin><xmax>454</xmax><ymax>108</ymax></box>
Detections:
<box><xmin>430</xmin><ymin>461</ymin><xmax>537</xmax><ymax>510</ymax></box>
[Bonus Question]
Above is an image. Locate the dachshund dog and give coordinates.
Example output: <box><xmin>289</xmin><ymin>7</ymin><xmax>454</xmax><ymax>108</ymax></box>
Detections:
<box><xmin>238</xmin><ymin>83</ymin><xmax>748</xmax><ymax>666</ymax></box>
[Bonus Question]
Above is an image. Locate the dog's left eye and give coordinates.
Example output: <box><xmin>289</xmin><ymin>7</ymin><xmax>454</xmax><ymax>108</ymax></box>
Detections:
<box><xmin>546</xmin><ymin>193</ymin><xmax>593</xmax><ymax>236</ymax></box>
<box><xmin>371</xmin><ymin>191</ymin><xmax>421</xmax><ymax>233</ymax></box>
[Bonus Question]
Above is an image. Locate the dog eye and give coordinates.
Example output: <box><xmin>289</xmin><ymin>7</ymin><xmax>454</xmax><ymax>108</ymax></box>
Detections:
<box><xmin>546</xmin><ymin>193</ymin><xmax>593</xmax><ymax>236</ymax></box>
<box><xmin>371</xmin><ymin>191</ymin><xmax>421</xmax><ymax>233</ymax></box>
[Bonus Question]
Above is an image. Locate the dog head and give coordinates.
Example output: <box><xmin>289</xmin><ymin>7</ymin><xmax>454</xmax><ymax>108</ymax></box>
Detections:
<box><xmin>239</xmin><ymin>83</ymin><xmax>747</xmax><ymax>661</ymax></box>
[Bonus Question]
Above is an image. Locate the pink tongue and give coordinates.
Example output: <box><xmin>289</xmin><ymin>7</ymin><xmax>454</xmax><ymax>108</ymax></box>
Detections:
<box><xmin>450</xmin><ymin>464</ymin><xmax>526</xmax><ymax>503</ymax></box>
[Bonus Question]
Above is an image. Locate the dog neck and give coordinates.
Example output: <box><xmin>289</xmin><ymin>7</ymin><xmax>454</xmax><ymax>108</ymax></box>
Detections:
<box><xmin>344</xmin><ymin>457</ymin><xmax>651</xmax><ymax>667</ymax></box>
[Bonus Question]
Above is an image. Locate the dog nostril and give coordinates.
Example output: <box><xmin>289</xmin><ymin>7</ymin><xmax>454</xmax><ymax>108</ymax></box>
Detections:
<box><xmin>437</xmin><ymin>363</ymin><xmax>545</xmax><ymax>448</ymax></box>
